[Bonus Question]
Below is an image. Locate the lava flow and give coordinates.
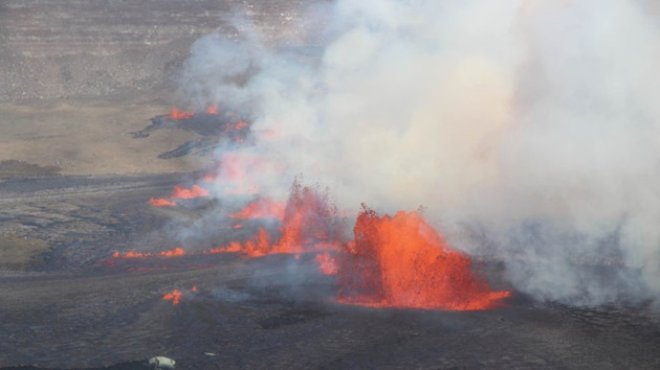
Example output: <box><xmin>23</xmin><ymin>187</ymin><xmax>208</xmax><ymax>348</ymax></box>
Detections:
<box><xmin>171</xmin><ymin>184</ymin><xmax>209</xmax><ymax>199</ymax></box>
<box><xmin>149</xmin><ymin>197</ymin><xmax>176</xmax><ymax>207</ymax></box>
<box><xmin>334</xmin><ymin>208</ymin><xmax>511</xmax><ymax>311</ymax></box>
<box><xmin>208</xmin><ymin>181</ymin><xmax>341</xmax><ymax>257</ymax></box>
<box><xmin>169</xmin><ymin>106</ymin><xmax>195</xmax><ymax>120</ymax></box>
<box><xmin>112</xmin><ymin>247</ymin><xmax>186</xmax><ymax>259</ymax></box>
<box><xmin>138</xmin><ymin>120</ymin><xmax>508</xmax><ymax>312</ymax></box>
<box><xmin>170</xmin><ymin>104</ymin><xmax>219</xmax><ymax>120</ymax></box>
<box><xmin>231</xmin><ymin>197</ymin><xmax>285</xmax><ymax>221</ymax></box>
<box><xmin>162</xmin><ymin>289</ymin><xmax>183</xmax><ymax>305</ymax></box>
<box><xmin>149</xmin><ymin>184</ymin><xmax>210</xmax><ymax>207</ymax></box>
<box><xmin>271</xmin><ymin>182</ymin><xmax>341</xmax><ymax>254</ymax></box>
<box><xmin>206</xmin><ymin>104</ymin><xmax>219</xmax><ymax>115</ymax></box>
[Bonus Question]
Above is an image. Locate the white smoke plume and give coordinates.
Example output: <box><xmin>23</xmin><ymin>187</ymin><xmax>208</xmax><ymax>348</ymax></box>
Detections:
<box><xmin>177</xmin><ymin>0</ymin><xmax>660</xmax><ymax>306</ymax></box>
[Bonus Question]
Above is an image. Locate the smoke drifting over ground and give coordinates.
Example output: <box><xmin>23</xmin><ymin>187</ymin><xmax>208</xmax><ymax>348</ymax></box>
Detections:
<box><xmin>178</xmin><ymin>0</ymin><xmax>660</xmax><ymax>307</ymax></box>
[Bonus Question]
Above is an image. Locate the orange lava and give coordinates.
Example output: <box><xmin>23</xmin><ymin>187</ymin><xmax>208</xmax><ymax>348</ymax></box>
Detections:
<box><xmin>112</xmin><ymin>247</ymin><xmax>186</xmax><ymax>259</ymax></box>
<box><xmin>159</xmin><ymin>247</ymin><xmax>186</xmax><ymax>257</ymax></box>
<box><xmin>272</xmin><ymin>181</ymin><xmax>341</xmax><ymax>254</ymax></box>
<box><xmin>315</xmin><ymin>252</ymin><xmax>338</xmax><ymax>276</ymax></box>
<box><xmin>206</xmin><ymin>104</ymin><xmax>218</xmax><ymax>115</ymax></box>
<box><xmin>149</xmin><ymin>197</ymin><xmax>177</xmax><ymax>207</ymax></box>
<box><xmin>148</xmin><ymin>184</ymin><xmax>209</xmax><ymax>208</ymax></box>
<box><xmin>231</xmin><ymin>197</ymin><xmax>285</xmax><ymax>221</ymax></box>
<box><xmin>208</xmin><ymin>182</ymin><xmax>340</xmax><ymax>257</ymax></box>
<box><xmin>171</xmin><ymin>184</ymin><xmax>210</xmax><ymax>199</ymax></box>
<box><xmin>170</xmin><ymin>107</ymin><xmax>195</xmax><ymax>120</ymax></box>
<box><xmin>208</xmin><ymin>227</ymin><xmax>270</xmax><ymax>257</ymax></box>
<box><xmin>112</xmin><ymin>250</ymin><xmax>151</xmax><ymax>258</ymax></box>
<box><xmin>162</xmin><ymin>289</ymin><xmax>183</xmax><ymax>305</ymax></box>
<box><xmin>336</xmin><ymin>208</ymin><xmax>510</xmax><ymax>311</ymax></box>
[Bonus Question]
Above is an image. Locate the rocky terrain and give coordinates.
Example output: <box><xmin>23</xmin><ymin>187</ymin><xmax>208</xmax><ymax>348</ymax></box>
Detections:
<box><xmin>0</xmin><ymin>0</ymin><xmax>311</xmax><ymax>101</ymax></box>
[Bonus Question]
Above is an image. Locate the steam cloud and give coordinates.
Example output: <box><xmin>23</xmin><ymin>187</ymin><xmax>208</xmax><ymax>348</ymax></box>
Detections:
<box><xmin>177</xmin><ymin>0</ymin><xmax>660</xmax><ymax>307</ymax></box>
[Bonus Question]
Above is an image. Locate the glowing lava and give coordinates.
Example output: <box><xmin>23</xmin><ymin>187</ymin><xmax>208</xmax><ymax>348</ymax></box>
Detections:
<box><xmin>148</xmin><ymin>184</ymin><xmax>209</xmax><ymax>207</ymax></box>
<box><xmin>315</xmin><ymin>252</ymin><xmax>338</xmax><ymax>276</ymax></box>
<box><xmin>162</xmin><ymin>289</ymin><xmax>183</xmax><ymax>305</ymax></box>
<box><xmin>335</xmin><ymin>208</ymin><xmax>511</xmax><ymax>311</ymax></box>
<box><xmin>170</xmin><ymin>107</ymin><xmax>195</xmax><ymax>120</ymax></box>
<box><xmin>207</xmin><ymin>227</ymin><xmax>271</xmax><ymax>257</ymax></box>
<box><xmin>206</xmin><ymin>104</ymin><xmax>219</xmax><ymax>115</ymax></box>
<box><xmin>171</xmin><ymin>184</ymin><xmax>209</xmax><ymax>199</ymax></box>
<box><xmin>231</xmin><ymin>197</ymin><xmax>285</xmax><ymax>221</ymax></box>
<box><xmin>112</xmin><ymin>247</ymin><xmax>186</xmax><ymax>259</ymax></box>
<box><xmin>149</xmin><ymin>197</ymin><xmax>176</xmax><ymax>207</ymax></box>
<box><xmin>159</xmin><ymin>247</ymin><xmax>186</xmax><ymax>257</ymax></box>
<box><xmin>272</xmin><ymin>181</ymin><xmax>341</xmax><ymax>254</ymax></box>
<box><xmin>209</xmin><ymin>181</ymin><xmax>340</xmax><ymax>257</ymax></box>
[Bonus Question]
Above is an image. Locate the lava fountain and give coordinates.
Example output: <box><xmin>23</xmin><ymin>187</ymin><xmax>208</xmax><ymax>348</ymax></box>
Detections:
<box><xmin>335</xmin><ymin>207</ymin><xmax>511</xmax><ymax>311</ymax></box>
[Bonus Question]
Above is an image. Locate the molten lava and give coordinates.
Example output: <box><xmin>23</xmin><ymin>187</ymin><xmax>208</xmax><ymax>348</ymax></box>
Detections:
<box><xmin>208</xmin><ymin>227</ymin><xmax>271</xmax><ymax>257</ymax></box>
<box><xmin>138</xmin><ymin>145</ymin><xmax>508</xmax><ymax>312</ymax></box>
<box><xmin>171</xmin><ymin>184</ymin><xmax>209</xmax><ymax>199</ymax></box>
<box><xmin>149</xmin><ymin>197</ymin><xmax>177</xmax><ymax>207</ymax></box>
<box><xmin>162</xmin><ymin>289</ymin><xmax>183</xmax><ymax>305</ymax></box>
<box><xmin>206</xmin><ymin>104</ymin><xmax>218</xmax><ymax>115</ymax></box>
<box><xmin>336</xmin><ymin>208</ymin><xmax>511</xmax><ymax>311</ymax></box>
<box><xmin>209</xmin><ymin>182</ymin><xmax>341</xmax><ymax>257</ymax></box>
<box><xmin>316</xmin><ymin>252</ymin><xmax>339</xmax><ymax>276</ymax></box>
<box><xmin>112</xmin><ymin>247</ymin><xmax>186</xmax><ymax>259</ymax></box>
<box><xmin>148</xmin><ymin>184</ymin><xmax>209</xmax><ymax>208</ymax></box>
<box><xmin>231</xmin><ymin>197</ymin><xmax>285</xmax><ymax>221</ymax></box>
<box><xmin>170</xmin><ymin>107</ymin><xmax>195</xmax><ymax>120</ymax></box>
<box><xmin>159</xmin><ymin>247</ymin><xmax>186</xmax><ymax>257</ymax></box>
<box><xmin>272</xmin><ymin>182</ymin><xmax>341</xmax><ymax>254</ymax></box>
<box><xmin>112</xmin><ymin>250</ymin><xmax>150</xmax><ymax>258</ymax></box>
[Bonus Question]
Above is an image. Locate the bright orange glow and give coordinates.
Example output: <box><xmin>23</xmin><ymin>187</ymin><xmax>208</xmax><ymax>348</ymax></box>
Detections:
<box><xmin>231</xmin><ymin>198</ymin><xmax>285</xmax><ymax>221</ymax></box>
<box><xmin>149</xmin><ymin>197</ymin><xmax>176</xmax><ymax>207</ymax></box>
<box><xmin>159</xmin><ymin>247</ymin><xmax>186</xmax><ymax>257</ymax></box>
<box><xmin>208</xmin><ymin>182</ymin><xmax>339</xmax><ymax>257</ymax></box>
<box><xmin>117</xmin><ymin>250</ymin><xmax>151</xmax><ymax>258</ymax></box>
<box><xmin>170</xmin><ymin>107</ymin><xmax>195</xmax><ymax>120</ymax></box>
<box><xmin>272</xmin><ymin>181</ymin><xmax>340</xmax><ymax>254</ymax></box>
<box><xmin>162</xmin><ymin>289</ymin><xmax>183</xmax><ymax>305</ymax></box>
<box><xmin>336</xmin><ymin>209</ymin><xmax>511</xmax><ymax>311</ymax></box>
<box><xmin>112</xmin><ymin>247</ymin><xmax>186</xmax><ymax>259</ymax></box>
<box><xmin>316</xmin><ymin>252</ymin><xmax>338</xmax><ymax>276</ymax></box>
<box><xmin>206</xmin><ymin>104</ymin><xmax>218</xmax><ymax>115</ymax></box>
<box><xmin>208</xmin><ymin>227</ymin><xmax>270</xmax><ymax>257</ymax></box>
<box><xmin>171</xmin><ymin>184</ymin><xmax>210</xmax><ymax>199</ymax></box>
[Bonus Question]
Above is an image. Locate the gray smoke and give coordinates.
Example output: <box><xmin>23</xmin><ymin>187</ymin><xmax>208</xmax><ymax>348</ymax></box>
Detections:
<box><xmin>177</xmin><ymin>0</ymin><xmax>660</xmax><ymax>307</ymax></box>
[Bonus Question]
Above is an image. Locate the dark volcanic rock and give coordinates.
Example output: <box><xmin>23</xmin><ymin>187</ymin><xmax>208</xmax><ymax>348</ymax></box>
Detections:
<box><xmin>0</xmin><ymin>361</ymin><xmax>149</xmax><ymax>370</ymax></box>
